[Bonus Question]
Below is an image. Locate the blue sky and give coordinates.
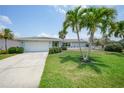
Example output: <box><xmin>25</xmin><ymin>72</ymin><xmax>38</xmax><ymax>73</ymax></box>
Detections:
<box><xmin>0</xmin><ymin>5</ymin><xmax>124</xmax><ymax>40</ymax></box>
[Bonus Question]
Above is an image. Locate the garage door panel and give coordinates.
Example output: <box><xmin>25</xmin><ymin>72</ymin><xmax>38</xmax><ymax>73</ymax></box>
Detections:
<box><xmin>24</xmin><ymin>41</ymin><xmax>49</xmax><ymax>52</ymax></box>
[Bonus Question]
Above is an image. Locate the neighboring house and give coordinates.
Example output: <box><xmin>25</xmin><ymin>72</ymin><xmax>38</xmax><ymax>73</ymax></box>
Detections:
<box><xmin>63</xmin><ymin>39</ymin><xmax>87</xmax><ymax>48</ymax></box>
<box><xmin>0</xmin><ymin>39</ymin><xmax>21</xmax><ymax>50</ymax></box>
<box><xmin>0</xmin><ymin>37</ymin><xmax>87</xmax><ymax>52</ymax></box>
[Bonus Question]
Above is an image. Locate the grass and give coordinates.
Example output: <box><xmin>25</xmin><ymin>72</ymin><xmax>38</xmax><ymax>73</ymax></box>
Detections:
<box><xmin>39</xmin><ymin>50</ymin><xmax>124</xmax><ymax>88</ymax></box>
<box><xmin>0</xmin><ymin>54</ymin><xmax>16</xmax><ymax>60</ymax></box>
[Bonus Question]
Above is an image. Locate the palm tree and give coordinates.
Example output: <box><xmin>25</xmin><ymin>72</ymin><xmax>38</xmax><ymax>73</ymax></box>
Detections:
<box><xmin>81</xmin><ymin>7</ymin><xmax>104</xmax><ymax>61</ymax></box>
<box><xmin>100</xmin><ymin>34</ymin><xmax>111</xmax><ymax>49</ymax></box>
<box><xmin>113</xmin><ymin>21</ymin><xmax>124</xmax><ymax>38</ymax></box>
<box><xmin>0</xmin><ymin>28</ymin><xmax>14</xmax><ymax>51</ymax></box>
<box><xmin>80</xmin><ymin>7</ymin><xmax>116</xmax><ymax>61</ymax></box>
<box><xmin>62</xmin><ymin>6</ymin><xmax>117</xmax><ymax>62</ymax></box>
<box><xmin>59</xmin><ymin>29</ymin><xmax>67</xmax><ymax>47</ymax></box>
<box><xmin>63</xmin><ymin>6</ymin><xmax>85</xmax><ymax>58</ymax></box>
<box><xmin>93</xmin><ymin>38</ymin><xmax>102</xmax><ymax>47</ymax></box>
<box><xmin>99</xmin><ymin>7</ymin><xmax>116</xmax><ymax>49</ymax></box>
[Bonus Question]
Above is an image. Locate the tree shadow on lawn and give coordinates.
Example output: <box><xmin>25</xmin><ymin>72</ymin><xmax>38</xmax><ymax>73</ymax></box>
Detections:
<box><xmin>78</xmin><ymin>62</ymin><xmax>109</xmax><ymax>74</ymax></box>
<box><xmin>106</xmin><ymin>52</ymin><xmax>124</xmax><ymax>57</ymax></box>
<box><xmin>59</xmin><ymin>55</ymin><xmax>109</xmax><ymax>74</ymax></box>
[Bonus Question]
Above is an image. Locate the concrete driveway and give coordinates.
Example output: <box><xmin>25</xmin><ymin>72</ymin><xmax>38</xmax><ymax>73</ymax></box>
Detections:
<box><xmin>0</xmin><ymin>52</ymin><xmax>48</xmax><ymax>88</ymax></box>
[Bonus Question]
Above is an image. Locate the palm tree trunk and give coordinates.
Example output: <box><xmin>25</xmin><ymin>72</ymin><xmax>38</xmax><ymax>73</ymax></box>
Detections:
<box><xmin>76</xmin><ymin>31</ymin><xmax>83</xmax><ymax>57</ymax></box>
<box><xmin>60</xmin><ymin>39</ymin><xmax>64</xmax><ymax>56</ymax></box>
<box><xmin>102</xmin><ymin>33</ymin><xmax>107</xmax><ymax>50</ymax></box>
<box><xmin>5</xmin><ymin>39</ymin><xmax>7</xmax><ymax>51</ymax></box>
<box><xmin>75</xmin><ymin>25</ymin><xmax>84</xmax><ymax>62</ymax></box>
<box><xmin>87</xmin><ymin>32</ymin><xmax>94</xmax><ymax>59</ymax></box>
<box><xmin>88</xmin><ymin>40</ymin><xmax>92</xmax><ymax>58</ymax></box>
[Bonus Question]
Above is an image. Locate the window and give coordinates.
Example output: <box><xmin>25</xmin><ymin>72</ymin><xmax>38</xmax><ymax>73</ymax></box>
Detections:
<box><xmin>52</xmin><ymin>41</ymin><xmax>59</xmax><ymax>47</ymax></box>
<box><xmin>62</xmin><ymin>42</ymin><xmax>70</xmax><ymax>47</ymax></box>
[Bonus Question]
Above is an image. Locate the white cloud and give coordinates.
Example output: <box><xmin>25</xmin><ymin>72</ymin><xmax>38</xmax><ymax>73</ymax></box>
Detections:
<box><xmin>0</xmin><ymin>24</ymin><xmax>6</xmax><ymax>31</ymax></box>
<box><xmin>0</xmin><ymin>15</ymin><xmax>12</xmax><ymax>24</ymax></box>
<box><xmin>81</xmin><ymin>5</ymin><xmax>87</xmax><ymax>8</ymax></box>
<box><xmin>14</xmin><ymin>32</ymin><xmax>22</xmax><ymax>38</ymax></box>
<box><xmin>66</xmin><ymin>34</ymin><xmax>76</xmax><ymax>39</ymax></box>
<box><xmin>63</xmin><ymin>30</ymin><xmax>89</xmax><ymax>41</ymax></box>
<box><xmin>53</xmin><ymin>6</ymin><xmax>66</xmax><ymax>15</ymax></box>
<box><xmin>110</xmin><ymin>35</ymin><xmax>121</xmax><ymax>41</ymax></box>
<box><xmin>0</xmin><ymin>24</ymin><xmax>6</xmax><ymax>29</ymax></box>
<box><xmin>37</xmin><ymin>32</ymin><xmax>58</xmax><ymax>38</ymax></box>
<box><xmin>53</xmin><ymin>5</ymin><xmax>87</xmax><ymax>15</ymax></box>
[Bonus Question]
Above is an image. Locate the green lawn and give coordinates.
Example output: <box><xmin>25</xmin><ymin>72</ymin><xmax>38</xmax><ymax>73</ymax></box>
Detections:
<box><xmin>0</xmin><ymin>54</ymin><xmax>16</xmax><ymax>60</ymax></box>
<box><xmin>39</xmin><ymin>50</ymin><xmax>124</xmax><ymax>88</ymax></box>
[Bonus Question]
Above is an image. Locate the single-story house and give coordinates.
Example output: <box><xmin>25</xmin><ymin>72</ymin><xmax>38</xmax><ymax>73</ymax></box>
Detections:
<box><xmin>0</xmin><ymin>37</ymin><xmax>87</xmax><ymax>52</ymax></box>
<box><xmin>0</xmin><ymin>39</ymin><xmax>21</xmax><ymax>50</ymax></box>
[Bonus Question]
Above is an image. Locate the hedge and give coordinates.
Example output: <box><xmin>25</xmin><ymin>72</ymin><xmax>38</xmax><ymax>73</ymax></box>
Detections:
<box><xmin>104</xmin><ymin>43</ymin><xmax>123</xmax><ymax>52</ymax></box>
<box><xmin>61</xmin><ymin>46</ymin><xmax>67</xmax><ymax>50</ymax></box>
<box><xmin>16</xmin><ymin>47</ymin><xmax>24</xmax><ymax>53</ymax></box>
<box><xmin>8</xmin><ymin>47</ymin><xmax>24</xmax><ymax>54</ymax></box>
<box><xmin>119</xmin><ymin>42</ymin><xmax>124</xmax><ymax>49</ymax></box>
<box><xmin>49</xmin><ymin>47</ymin><xmax>62</xmax><ymax>54</ymax></box>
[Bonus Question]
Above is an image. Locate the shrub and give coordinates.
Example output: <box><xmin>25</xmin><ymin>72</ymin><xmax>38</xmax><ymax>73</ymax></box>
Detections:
<box><xmin>59</xmin><ymin>48</ymin><xmax>62</xmax><ymax>52</ymax></box>
<box><xmin>54</xmin><ymin>47</ymin><xmax>58</xmax><ymax>53</ymax></box>
<box><xmin>8</xmin><ymin>47</ymin><xmax>24</xmax><ymax>54</ymax></box>
<box><xmin>16</xmin><ymin>47</ymin><xmax>24</xmax><ymax>53</ymax></box>
<box><xmin>8</xmin><ymin>47</ymin><xmax>17</xmax><ymax>54</ymax></box>
<box><xmin>61</xmin><ymin>46</ymin><xmax>67</xmax><ymax>50</ymax></box>
<box><xmin>85</xmin><ymin>43</ymin><xmax>89</xmax><ymax>47</ymax></box>
<box><xmin>49</xmin><ymin>48</ymin><xmax>54</xmax><ymax>54</ymax></box>
<box><xmin>104</xmin><ymin>43</ymin><xmax>123</xmax><ymax>52</ymax></box>
<box><xmin>0</xmin><ymin>50</ymin><xmax>7</xmax><ymax>54</ymax></box>
<box><xmin>49</xmin><ymin>47</ymin><xmax>62</xmax><ymax>54</ymax></box>
<box><xmin>119</xmin><ymin>42</ymin><xmax>124</xmax><ymax>49</ymax></box>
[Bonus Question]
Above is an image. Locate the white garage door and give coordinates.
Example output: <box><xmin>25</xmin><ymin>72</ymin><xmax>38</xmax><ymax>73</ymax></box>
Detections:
<box><xmin>24</xmin><ymin>41</ymin><xmax>50</xmax><ymax>52</ymax></box>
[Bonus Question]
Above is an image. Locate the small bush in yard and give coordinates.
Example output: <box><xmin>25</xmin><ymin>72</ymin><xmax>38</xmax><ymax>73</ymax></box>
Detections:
<box><xmin>54</xmin><ymin>48</ymin><xmax>58</xmax><ymax>53</ymax></box>
<box><xmin>61</xmin><ymin>46</ymin><xmax>67</xmax><ymax>50</ymax></box>
<box><xmin>49</xmin><ymin>48</ymin><xmax>54</xmax><ymax>54</ymax></box>
<box><xmin>0</xmin><ymin>50</ymin><xmax>7</xmax><ymax>54</ymax></box>
<box><xmin>16</xmin><ymin>47</ymin><xmax>24</xmax><ymax>53</ymax></box>
<box><xmin>120</xmin><ymin>42</ymin><xmax>124</xmax><ymax>49</ymax></box>
<box><xmin>58</xmin><ymin>47</ymin><xmax>62</xmax><ymax>52</ymax></box>
<box><xmin>105</xmin><ymin>43</ymin><xmax>123</xmax><ymax>52</ymax></box>
<box><xmin>8</xmin><ymin>47</ymin><xmax>17</xmax><ymax>54</ymax></box>
<box><xmin>8</xmin><ymin>47</ymin><xmax>24</xmax><ymax>54</ymax></box>
<box><xmin>49</xmin><ymin>47</ymin><xmax>62</xmax><ymax>54</ymax></box>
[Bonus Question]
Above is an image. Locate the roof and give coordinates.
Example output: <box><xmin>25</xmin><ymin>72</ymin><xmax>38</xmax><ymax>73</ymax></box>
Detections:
<box><xmin>16</xmin><ymin>37</ymin><xmax>87</xmax><ymax>43</ymax></box>
<box><xmin>16</xmin><ymin>37</ymin><xmax>62</xmax><ymax>41</ymax></box>
<box><xmin>63</xmin><ymin>39</ymin><xmax>87</xmax><ymax>43</ymax></box>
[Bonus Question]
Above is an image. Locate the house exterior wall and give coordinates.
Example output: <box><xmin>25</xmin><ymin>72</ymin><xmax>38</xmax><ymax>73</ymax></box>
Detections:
<box><xmin>0</xmin><ymin>38</ymin><xmax>87</xmax><ymax>51</ymax></box>
<box><xmin>49</xmin><ymin>41</ymin><xmax>52</xmax><ymax>48</ymax></box>
<box><xmin>21</xmin><ymin>40</ymin><xmax>53</xmax><ymax>52</ymax></box>
<box><xmin>68</xmin><ymin>42</ymin><xmax>86</xmax><ymax>48</ymax></box>
<box><xmin>59</xmin><ymin>41</ymin><xmax>62</xmax><ymax>47</ymax></box>
<box><xmin>0</xmin><ymin>39</ymin><xmax>21</xmax><ymax>50</ymax></box>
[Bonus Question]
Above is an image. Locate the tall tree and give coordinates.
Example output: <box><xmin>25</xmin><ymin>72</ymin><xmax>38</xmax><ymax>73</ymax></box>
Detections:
<box><xmin>113</xmin><ymin>21</ymin><xmax>124</xmax><ymax>38</ymax></box>
<box><xmin>100</xmin><ymin>34</ymin><xmax>110</xmax><ymax>49</ymax></box>
<box><xmin>0</xmin><ymin>28</ymin><xmax>14</xmax><ymax>51</ymax></box>
<box><xmin>82</xmin><ymin>7</ymin><xmax>104</xmax><ymax>60</ymax></box>
<box><xmin>59</xmin><ymin>29</ymin><xmax>67</xmax><ymax>47</ymax></box>
<box><xmin>63</xmin><ymin>6</ymin><xmax>85</xmax><ymax>58</ymax></box>
<box><xmin>61</xmin><ymin>6</ymin><xmax>117</xmax><ymax>62</ymax></box>
<box><xmin>93</xmin><ymin>38</ymin><xmax>102</xmax><ymax>47</ymax></box>
<box><xmin>80</xmin><ymin>7</ymin><xmax>116</xmax><ymax>61</ymax></box>
<box><xmin>99</xmin><ymin>7</ymin><xmax>116</xmax><ymax>49</ymax></box>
